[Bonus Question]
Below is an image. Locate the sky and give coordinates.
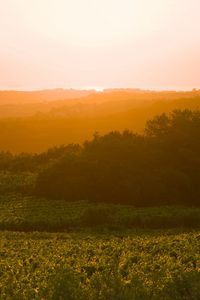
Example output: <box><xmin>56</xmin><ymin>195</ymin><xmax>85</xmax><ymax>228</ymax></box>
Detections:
<box><xmin>0</xmin><ymin>0</ymin><xmax>200</xmax><ymax>91</ymax></box>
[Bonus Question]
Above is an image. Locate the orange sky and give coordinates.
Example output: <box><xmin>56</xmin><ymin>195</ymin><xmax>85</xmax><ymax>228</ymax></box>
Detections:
<box><xmin>0</xmin><ymin>0</ymin><xmax>200</xmax><ymax>91</ymax></box>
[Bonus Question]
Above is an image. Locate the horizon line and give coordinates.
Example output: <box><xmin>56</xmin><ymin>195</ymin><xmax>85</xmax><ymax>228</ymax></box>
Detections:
<box><xmin>0</xmin><ymin>86</ymin><xmax>199</xmax><ymax>93</ymax></box>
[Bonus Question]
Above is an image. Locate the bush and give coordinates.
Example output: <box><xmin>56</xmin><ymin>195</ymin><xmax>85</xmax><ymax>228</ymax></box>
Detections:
<box><xmin>41</xmin><ymin>266</ymin><xmax>83</xmax><ymax>300</ymax></box>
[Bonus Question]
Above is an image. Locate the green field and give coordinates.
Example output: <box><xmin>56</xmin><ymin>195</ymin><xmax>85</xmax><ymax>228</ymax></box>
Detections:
<box><xmin>0</xmin><ymin>170</ymin><xmax>200</xmax><ymax>299</ymax></box>
<box><xmin>1</xmin><ymin>194</ymin><xmax>200</xmax><ymax>232</ymax></box>
<box><xmin>1</xmin><ymin>192</ymin><xmax>200</xmax><ymax>299</ymax></box>
<box><xmin>1</xmin><ymin>230</ymin><xmax>200</xmax><ymax>300</ymax></box>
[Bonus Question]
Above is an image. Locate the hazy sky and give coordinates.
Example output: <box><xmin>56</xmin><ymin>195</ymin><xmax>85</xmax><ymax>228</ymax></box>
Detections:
<box><xmin>0</xmin><ymin>0</ymin><xmax>200</xmax><ymax>90</ymax></box>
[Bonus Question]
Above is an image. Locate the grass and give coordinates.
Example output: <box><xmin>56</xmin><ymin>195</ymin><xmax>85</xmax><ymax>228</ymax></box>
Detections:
<box><xmin>1</xmin><ymin>193</ymin><xmax>200</xmax><ymax>232</ymax></box>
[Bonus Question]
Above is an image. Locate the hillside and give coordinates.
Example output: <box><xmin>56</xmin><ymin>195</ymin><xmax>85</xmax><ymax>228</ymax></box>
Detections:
<box><xmin>0</xmin><ymin>89</ymin><xmax>199</xmax><ymax>118</ymax></box>
<box><xmin>0</xmin><ymin>88</ymin><xmax>95</xmax><ymax>106</ymax></box>
<box><xmin>0</xmin><ymin>91</ymin><xmax>200</xmax><ymax>152</ymax></box>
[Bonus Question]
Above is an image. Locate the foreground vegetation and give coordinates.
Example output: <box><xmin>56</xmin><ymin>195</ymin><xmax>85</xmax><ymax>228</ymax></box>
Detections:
<box><xmin>1</xmin><ymin>230</ymin><xmax>200</xmax><ymax>300</ymax></box>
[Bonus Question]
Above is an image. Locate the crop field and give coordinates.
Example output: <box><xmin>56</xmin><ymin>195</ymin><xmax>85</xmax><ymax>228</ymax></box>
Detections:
<box><xmin>0</xmin><ymin>174</ymin><xmax>200</xmax><ymax>299</ymax></box>
<box><xmin>1</xmin><ymin>194</ymin><xmax>200</xmax><ymax>231</ymax></box>
<box><xmin>0</xmin><ymin>230</ymin><xmax>200</xmax><ymax>299</ymax></box>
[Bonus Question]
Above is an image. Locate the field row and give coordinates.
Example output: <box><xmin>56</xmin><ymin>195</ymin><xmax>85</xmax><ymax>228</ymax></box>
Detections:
<box><xmin>1</xmin><ymin>194</ymin><xmax>200</xmax><ymax>231</ymax></box>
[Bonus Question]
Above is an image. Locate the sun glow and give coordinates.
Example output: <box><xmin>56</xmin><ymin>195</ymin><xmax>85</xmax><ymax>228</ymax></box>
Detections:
<box><xmin>83</xmin><ymin>86</ymin><xmax>104</xmax><ymax>92</ymax></box>
<box><xmin>0</xmin><ymin>0</ymin><xmax>200</xmax><ymax>90</ymax></box>
<box><xmin>16</xmin><ymin>0</ymin><xmax>171</xmax><ymax>47</ymax></box>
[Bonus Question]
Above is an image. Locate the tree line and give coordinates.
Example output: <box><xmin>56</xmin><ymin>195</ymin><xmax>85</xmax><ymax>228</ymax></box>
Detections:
<box><xmin>1</xmin><ymin>109</ymin><xmax>200</xmax><ymax>206</ymax></box>
<box><xmin>34</xmin><ymin>109</ymin><xmax>200</xmax><ymax>206</ymax></box>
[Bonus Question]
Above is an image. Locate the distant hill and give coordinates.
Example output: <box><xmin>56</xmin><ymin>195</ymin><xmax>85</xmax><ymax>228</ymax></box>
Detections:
<box><xmin>0</xmin><ymin>89</ymin><xmax>199</xmax><ymax>118</ymax></box>
<box><xmin>0</xmin><ymin>88</ymin><xmax>95</xmax><ymax>105</ymax></box>
<box><xmin>0</xmin><ymin>90</ymin><xmax>200</xmax><ymax>153</ymax></box>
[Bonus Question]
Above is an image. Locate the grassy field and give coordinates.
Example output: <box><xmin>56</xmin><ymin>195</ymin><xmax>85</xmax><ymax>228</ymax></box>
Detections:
<box><xmin>1</xmin><ymin>194</ymin><xmax>200</xmax><ymax>232</ymax></box>
<box><xmin>1</xmin><ymin>230</ymin><xmax>200</xmax><ymax>300</ymax></box>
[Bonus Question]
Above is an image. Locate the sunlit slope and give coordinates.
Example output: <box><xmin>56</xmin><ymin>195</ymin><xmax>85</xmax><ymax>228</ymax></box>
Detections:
<box><xmin>0</xmin><ymin>91</ymin><xmax>200</xmax><ymax>153</ymax></box>
<box><xmin>0</xmin><ymin>90</ymin><xmax>199</xmax><ymax>118</ymax></box>
<box><xmin>0</xmin><ymin>89</ymin><xmax>152</xmax><ymax>118</ymax></box>
<box><xmin>0</xmin><ymin>88</ymin><xmax>95</xmax><ymax>105</ymax></box>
